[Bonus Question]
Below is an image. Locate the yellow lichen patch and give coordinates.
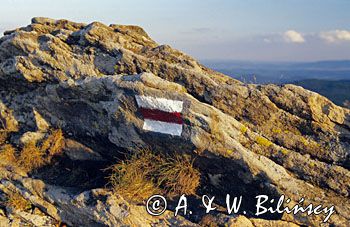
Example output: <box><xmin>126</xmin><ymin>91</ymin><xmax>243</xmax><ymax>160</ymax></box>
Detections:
<box><xmin>240</xmin><ymin>125</ymin><xmax>248</xmax><ymax>134</ymax></box>
<box><xmin>272</xmin><ymin>128</ymin><xmax>282</xmax><ymax>134</ymax></box>
<box><xmin>181</xmin><ymin>86</ymin><xmax>187</xmax><ymax>93</ymax></box>
<box><xmin>309</xmin><ymin>162</ymin><xmax>316</xmax><ymax>168</ymax></box>
<box><xmin>256</xmin><ymin>136</ymin><xmax>273</xmax><ymax>147</ymax></box>
<box><xmin>280</xmin><ymin>149</ymin><xmax>289</xmax><ymax>155</ymax></box>
<box><xmin>300</xmin><ymin>137</ymin><xmax>309</xmax><ymax>146</ymax></box>
<box><xmin>310</xmin><ymin>141</ymin><xmax>321</xmax><ymax>148</ymax></box>
<box><xmin>113</xmin><ymin>64</ymin><xmax>119</xmax><ymax>73</ymax></box>
<box><xmin>226</xmin><ymin>149</ymin><xmax>234</xmax><ymax>155</ymax></box>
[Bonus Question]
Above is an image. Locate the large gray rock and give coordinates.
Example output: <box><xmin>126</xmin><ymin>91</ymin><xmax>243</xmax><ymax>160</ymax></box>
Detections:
<box><xmin>0</xmin><ymin>17</ymin><xmax>349</xmax><ymax>226</ymax></box>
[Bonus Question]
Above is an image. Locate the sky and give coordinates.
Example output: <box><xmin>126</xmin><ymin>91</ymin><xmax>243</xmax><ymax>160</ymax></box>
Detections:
<box><xmin>1</xmin><ymin>0</ymin><xmax>350</xmax><ymax>62</ymax></box>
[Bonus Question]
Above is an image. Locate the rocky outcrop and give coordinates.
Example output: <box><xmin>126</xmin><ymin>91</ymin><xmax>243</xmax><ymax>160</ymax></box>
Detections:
<box><xmin>0</xmin><ymin>17</ymin><xmax>349</xmax><ymax>226</ymax></box>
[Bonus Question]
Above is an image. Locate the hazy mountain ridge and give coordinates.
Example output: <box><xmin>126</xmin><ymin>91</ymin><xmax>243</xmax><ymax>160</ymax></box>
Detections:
<box><xmin>203</xmin><ymin>60</ymin><xmax>350</xmax><ymax>84</ymax></box>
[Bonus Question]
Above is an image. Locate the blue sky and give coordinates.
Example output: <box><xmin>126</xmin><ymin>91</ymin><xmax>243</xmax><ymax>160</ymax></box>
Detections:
<box><xmin>1</xmin><ymin>0</ymin><xmax>350</xmax><ymax>61</ymax></box>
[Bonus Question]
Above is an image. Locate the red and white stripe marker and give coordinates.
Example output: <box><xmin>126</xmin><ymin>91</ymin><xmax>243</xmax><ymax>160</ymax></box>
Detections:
<box><xmin>135</xmin><ymin>95</ymin><xmax>184</xmax><ymax>136</ymax></box>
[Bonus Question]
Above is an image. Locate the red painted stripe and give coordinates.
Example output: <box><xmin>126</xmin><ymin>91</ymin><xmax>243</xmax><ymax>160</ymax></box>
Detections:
<box><xmin>140</xmin><ymin>108</ymin><xmax>183</xmax><ymax>124</ymax></box>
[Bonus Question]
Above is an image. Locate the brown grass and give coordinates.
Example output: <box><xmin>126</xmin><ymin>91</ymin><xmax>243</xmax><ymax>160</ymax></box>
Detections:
<box><xmin>157</xmin><ymin>154</ymin><xmax>200</xmax><ymax>197</ymax></box>
<box><xmin>18</xmin><ymin>142</ymin><xmax>45</xmax><ymax>172</ymax></box>
<box><xmin>0</xmin><ymin>144</ymin><xmax>17</xmax><ymax>165</ymax></box>
<box><xmin>4</xmin><ymin>191</ymin><xmax>31</xmax><ymax>211</ymax></box>
<box><xmin>108</xmin><ymin>150</ymin><xmax>161</xmax><ymax>202</ymax></box>
<box><xmin>108</xmin><ymin>149</ymin><xmax>200</xmax><ymax>202</ymax></box>
<box><xmin>109</xmin><ymin>164</ymin><xmax>161</xmax><ymax>202</ymax></box>
<box><xmin>40</xmin><ymin>129</ymin><xmax>64</xmax><ymax>157</ymax></box>
<box><xmin>0</xmin><ymin>132</ymin><xmax>7</xmax><ymax>145</ymax></box>
<box><xmin>0</xmin><ymin>129</ymin><xmax>64</xmax><ymax>173</ymax></box>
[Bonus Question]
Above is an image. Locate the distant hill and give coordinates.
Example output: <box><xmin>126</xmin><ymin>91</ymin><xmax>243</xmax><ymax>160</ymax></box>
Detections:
<box><xmin>293</xmin><ymin>79</ymin><xmax>350</xmax><ymax>108</ymax></box>
<box><xmin>291</xmin><ymin>60</ymin><xmax>350</xmax><ymax>70</ymax></box>
<box><xmin>202</xmin><ymin>60</ymin><xmax>350</xmax><ymax>84</ymax></box>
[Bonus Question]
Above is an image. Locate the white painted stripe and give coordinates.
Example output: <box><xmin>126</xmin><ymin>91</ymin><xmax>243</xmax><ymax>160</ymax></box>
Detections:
<box><xmin>136</xmin><ymin>95</ymin><xmax>183</xmax><ymax>113</ymax></box>
<box><xmin>143</xmin><ymin>119</ymin><xmax>182</xmax><ymax>136</ymax></box>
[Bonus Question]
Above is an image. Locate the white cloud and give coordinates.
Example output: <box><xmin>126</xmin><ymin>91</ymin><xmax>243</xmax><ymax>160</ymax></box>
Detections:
<box><xmin>263</xmin><ymin>38</ymin><xmax>272</xmax><ymax>43</ymax></box>
<box><xmin>319</xmin><ymin>30</ymin><xmax>350</xmax><ymax>43</ymax></box>
<box><xmin>283</xmin><ymin>30</ymin><xmax>305</xmax><ymax>43</ymax></box>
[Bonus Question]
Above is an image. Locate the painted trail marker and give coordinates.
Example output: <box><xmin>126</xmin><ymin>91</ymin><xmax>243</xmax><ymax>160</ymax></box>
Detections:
<box><xmin>135</xmin><ymin>95</ymin><xmax>183</xmax><ymax>136</ymax></box>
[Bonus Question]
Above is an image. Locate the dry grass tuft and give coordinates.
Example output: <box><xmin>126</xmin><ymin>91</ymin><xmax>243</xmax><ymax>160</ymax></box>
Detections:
<box><xmin>157</xmin><ymin>154</ymin><xmax>200</xmax><ymax>197</ymax></box>
<box><xmin>19</xmin><ymin>129</ymin><xmax>64</xmax><ymax>172</ymax></box>
<box><xmin>0</xmin><ymin>132</ymin><xmax>8</xmax><ymax>145</ymax></box>
<box><xmin>108</xmin><ymin>149</ymin><xmax>200</xmax><ymax>202</ymax></box>
<box><xmin>40</xmin><ymin>129</ymin><xmax>64</xmax><ymax>157</ymax></box>
<box><xmin>0</xmin><ymin>144</ymin><xmax>17</xmax><ymax>165</ymax></box>
<box><xmin>0</xmin><ymin>129</ymin><xmax>64</xmax><ymax>173</ymax></box>
<box><xmin>109</xmin><ymin>165</ymin><xmax>160</xmax><ymax>202</ymax></box>
<box><xmin>108</xmin><ymin>150</ymin><xmax>161</xmax><ymax>202</ymax></box>
<box><xmin>4</xmin><ymin>192</ymin><xmax>31</xmax><ymax>211</ymax></box>
<box><xmin>18</xmin><ymin>142</ymin><xmax>45</xmax><ymax>172</ymax></box>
